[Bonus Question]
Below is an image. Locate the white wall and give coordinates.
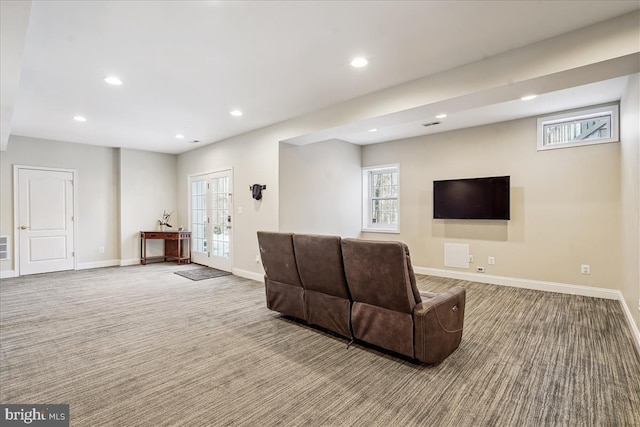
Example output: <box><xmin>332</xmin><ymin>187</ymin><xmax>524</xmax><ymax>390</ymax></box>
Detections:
<box><xmin>279</xmin><ymin>139</ymin><xmax>361</xmax><ymax>237</ymax></box>
<box><xmin>0</xmin><ymin>0</ymin><xmax>31</xmax><ymax>150</ymax></box>
<box><xmin>620</xmin><ymin>73</ymin><xmax>640</xmax><ymax>329</ymax></box>
<box><xmin>0</xmin><ymin>135</ymin><xmax>119</xmax><ymax>272</ymax></box>
<box><xmin>3</xmin><ymin>12</ymin><xmax>636</xmax><ymax>285</ymax></box>
<box><xmin>172</xmin><ymin>13</ymin><xmax>637</xmax><ymax>283</ymax></box>
<box><xmin>0</xmin><ymin>137</ymin><xmax>179</xmax><ymax>273</ymax></box>
<box><xmin>361</xmin><ymin>114</ymin><xmax>622</xmax><ymax>289</ymax></box>
<box><xmin>176</xmin><ymin>130</ymin><xmax>280</xmax><ymax>278</ymax></box>
<box><xmin>176</xmin><ymin>129</ymin><xmax>361</xmax><ymax>280</ymax></box>
<box><xmin>119</xmin><ymin>148</ymin><xmax>177</xmax><ymax>264</ymax></box>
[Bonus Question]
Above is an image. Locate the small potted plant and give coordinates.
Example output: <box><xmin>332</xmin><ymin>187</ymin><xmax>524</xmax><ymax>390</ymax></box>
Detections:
<box><xmin>158</xmin><ymin>210</ymin><xmax>173</xmax><ymax>231</ymax></box>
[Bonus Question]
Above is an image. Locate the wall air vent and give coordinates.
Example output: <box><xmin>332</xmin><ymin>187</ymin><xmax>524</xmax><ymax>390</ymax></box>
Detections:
<box><xmin>422</xmin><ymin>121</ymin><xmax>441</xmax><ymax>127</ymax></box>
<box><xmin>0</xmin><ymin>236</ymin><xmax>8</xmax><ymax>260</ymax></box>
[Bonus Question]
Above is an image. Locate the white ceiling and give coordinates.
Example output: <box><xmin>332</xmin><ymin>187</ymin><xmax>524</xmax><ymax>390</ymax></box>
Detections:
<box><xmin>5</xmin><ymin>1</ymin><xmax>640</xmax><ymax>154</ymax></box>
<box><xmin>284</xmin><ymin>76</ymin><xmax>631</xmax><ymax>146</ymax></box>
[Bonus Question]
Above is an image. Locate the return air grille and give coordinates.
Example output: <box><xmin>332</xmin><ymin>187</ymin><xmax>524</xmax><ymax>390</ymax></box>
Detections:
<box><xmin>422</xmin><ymin>121</ymin><xmax>441</xmax><ymax>127</ymax></box>
<box><xmin>0</xmin><ymin>236</ymin><xmax>8</xmax><ymax>260</ymax></box>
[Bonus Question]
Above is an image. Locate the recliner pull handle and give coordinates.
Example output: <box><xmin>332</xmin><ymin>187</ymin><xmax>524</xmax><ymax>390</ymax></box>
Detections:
<box><xmin>452</xmin><ymin>305</ymin><xmax>459</xmax><ymax>312</ymax></box>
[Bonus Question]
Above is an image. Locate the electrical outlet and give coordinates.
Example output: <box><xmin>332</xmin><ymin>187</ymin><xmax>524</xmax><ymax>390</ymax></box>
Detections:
<box><xmin>468</xmin><ymin>255</ymin><xmax>474</xmax><ymax>263</ymax></box>
<box><xmin>581</xmin><ymin>264</ymin><xmax>590</xmax><ymax>275</ymax></box>
<box><xmin>476</xmin><ymin>266</ymin><xmax>485</xmax><ymax>273</ymax></box>
<box><xmin>98</xmin><ymin>247</ymin><xmax>105</xmax><ymax>253</ymax></box>
<box><xmin>488</xmin><ymin>256</ymin><xmax>495</xmax><ymax>265</ymax></box>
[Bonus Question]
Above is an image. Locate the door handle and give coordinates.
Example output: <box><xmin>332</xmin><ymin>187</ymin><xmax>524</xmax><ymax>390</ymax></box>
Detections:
<box><xmin>20</xmin><ymin>225</ymin><xmax>30</xmax><ymax>230</ymax></box>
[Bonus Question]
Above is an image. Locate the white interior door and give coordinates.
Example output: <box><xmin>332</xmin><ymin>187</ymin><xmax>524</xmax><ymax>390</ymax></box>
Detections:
<box><xmin>16</xmin><ymin>167</ymin><xmax>75</xmax><ymax>275</ymax></box>
<box><xmin>189</xmin><ymin>169</ymin><xmax>233</xmax><ymax>271</ymax></box>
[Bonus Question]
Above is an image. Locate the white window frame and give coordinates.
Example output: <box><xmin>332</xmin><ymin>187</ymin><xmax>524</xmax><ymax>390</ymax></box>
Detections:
<box><xmin>362</xmin><ymin>164</ymin><xmax>400</xmax><ymax>233</ymax></box>
<box><xmin>537</xmin><ymin>103</ymin><xmax>619</xmax><ymax>151</ymax></box>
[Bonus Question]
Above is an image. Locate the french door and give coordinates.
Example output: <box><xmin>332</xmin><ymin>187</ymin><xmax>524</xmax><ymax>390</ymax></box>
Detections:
<box><xmin>189</xmin><ymin>169</ymin><xmax>233</xmax><ymax>272</ymax></box>
<box><xmin>15</xmin><ymin>166</ymin><xmax>76</xmax><ymax>275</ymax></box>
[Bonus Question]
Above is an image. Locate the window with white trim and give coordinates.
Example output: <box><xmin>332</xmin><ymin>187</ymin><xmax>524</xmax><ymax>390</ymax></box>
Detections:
<box><xmin>537</xmin><ymin>104</ymin><xmax>619</xmax><ymax>151</ymax></box>
<box><xmin>362</xmin><ymin>165</ymin><xmax>399</xmax><ymax>233</ymax></box>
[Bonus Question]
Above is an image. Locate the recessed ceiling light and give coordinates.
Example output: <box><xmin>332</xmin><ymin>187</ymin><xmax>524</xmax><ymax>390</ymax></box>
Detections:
<box><xmin>368</xmin><ymin>128</ymin><xmax>378</xmax><ymax>132</ymax></box>
<box><xmin>230</xmin><ymin>110</ymin><xmax>243</xmax><ymax>117</ymax></box>
<box><xmin>73</xmin><ymin>116</ymin><xmax>87</xmax><ymax>122</ymax></box>
<box><xmin>435</xmin><ymin>113</ymin><xmax>447</xmax><ymax>119</ymax></box>
<box><xmin>521</xmin><ymin>94</ymin><xmax>537</xmax><ymax>101</ymax></box>
<box><xmin>176</xmin><ymin>134</ymin><xmax>185</xmax><ymax>139</ymax></box>
<box><xmin>350</xmin><ymin>57</ymin><xmax>368</xmax><ymax>68</ymax></box>
<box><xmin>104</xmin><ymin>76</ymin><xmax>123</xmax><ymax>86</ymax></box>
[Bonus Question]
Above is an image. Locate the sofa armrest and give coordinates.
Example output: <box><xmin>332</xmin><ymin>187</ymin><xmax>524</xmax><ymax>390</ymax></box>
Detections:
<box><xmin>418</xmin><ymin>290</ymin><xmax>438</xmax><ymax>299</ymax></box>
<box><xmin>413</xmin><ymin>286</ymin><xmax>466</xmax><ymax>364</ymax></box>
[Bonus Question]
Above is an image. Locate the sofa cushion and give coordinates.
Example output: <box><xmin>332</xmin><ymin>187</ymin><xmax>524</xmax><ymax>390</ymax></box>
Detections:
<box><xmin>351</xmin><ymin>302</ymin><xmax>414</xmax><ymax>358</ymax></box>
<box><xmin>258</xmin><ymin>231</ymin><xmax>303</xmax><ymax>288</ymax></box>
<box><xmin>305</xmin><ymin>290</ymin><xmax>351</xmax><ymax>338</ymax></box>
<box><xmin>293</xmin><ymin>234</ymin><xmax>352</xmax><ymax>338</ymax></box>
<box><xmin>265</xmin><ymin>278</ymin><xmax>306</xmax><ymax>320</ymax></box>
<box><xmin>341</xmin><ymin>239</ymin><xmax>418</xmax><ymax>314</ymax></box>
<box><xmin>293</xmin><ymin>234</ymin><xmax>351</xmax><ymax>299</ymax></box>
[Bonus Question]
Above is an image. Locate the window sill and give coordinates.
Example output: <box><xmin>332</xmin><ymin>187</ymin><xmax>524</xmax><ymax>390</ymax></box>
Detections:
<box><xmin>361</xmin><ymin>228</ymin><xmax>400</xmax><ymax>234</ymax></box>
<box><xmin>537</xmin><ymin>138</ymin><xmax>618</xmax><ymax>151</ymax></box>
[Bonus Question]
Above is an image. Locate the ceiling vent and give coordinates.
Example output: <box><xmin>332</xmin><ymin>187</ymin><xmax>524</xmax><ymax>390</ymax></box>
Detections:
<box><xmin>422</xmin><ymin>121</ymin><xmax>441</xmax><ymax>127</ymax></box>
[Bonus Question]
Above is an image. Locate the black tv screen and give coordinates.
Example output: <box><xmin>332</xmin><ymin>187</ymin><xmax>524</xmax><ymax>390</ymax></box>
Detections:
<box><xmin>433</xmin><ymin>176</ymin><xmax>510</xmax><ymax>220</ymax></box>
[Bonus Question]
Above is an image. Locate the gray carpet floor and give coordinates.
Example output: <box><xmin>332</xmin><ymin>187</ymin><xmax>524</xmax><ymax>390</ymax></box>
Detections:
<box><xmin>1</xmin><ymin>263</ymin><xmax>639</xmax><ymax>426</ymax></box>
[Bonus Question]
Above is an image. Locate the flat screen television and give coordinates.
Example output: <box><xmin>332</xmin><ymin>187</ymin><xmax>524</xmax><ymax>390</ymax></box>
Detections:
<box><xmin>433</xmin><ymin>176</ymin><xmax>510</xmax><ymax>220</ymax></box>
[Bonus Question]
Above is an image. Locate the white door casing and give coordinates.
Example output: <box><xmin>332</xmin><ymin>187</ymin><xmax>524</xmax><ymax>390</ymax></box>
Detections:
<box><xmin>15</xmin><ymin>166</ymin><xmax>76</xmax><ymax>275</ymax></box>
<box><xmin>189</xmin><ymin>169</ymin><xmax>233</xmax><ymax>272</ymax></box>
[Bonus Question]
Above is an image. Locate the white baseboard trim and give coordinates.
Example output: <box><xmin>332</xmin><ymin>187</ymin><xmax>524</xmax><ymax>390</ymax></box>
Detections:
<box><xmin>77</xmin><ymin>260</ymin><xmax>120</xmax><ymax>270</ymax></box>
<box><xmin>232</xmin><ymin>268</ymin><xmax>263</xmax><ymax>282</ymax></box>
<box><xmin>120</xmin><ymin>258</ymin><xmax>141</xmax><ymax>267</ymax></box>
<box><xmin>415</xmin><ymin>266</ymin><xmax>640</xmax><ymax>353</ymax></box>
<box><xmin>0</xmin><ymin>270</ymin><xmax>16</xmax><ymax>279</ymax></box>
<box><xmin>414</xmin><ymin>267</ymin><xmax>620</xmax><ymax>300</ymax></box>
<box><xmin>617</xmin><ymin>290</ymin><xmax>640</xmax><ymax>356</ymax></box>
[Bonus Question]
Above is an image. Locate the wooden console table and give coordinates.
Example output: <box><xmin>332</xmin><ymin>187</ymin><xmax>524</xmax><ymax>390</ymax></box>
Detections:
<box><xmin>140</xmin><ymin>231</ymin><xmax>191</xmax><ymax>265</ymax></box>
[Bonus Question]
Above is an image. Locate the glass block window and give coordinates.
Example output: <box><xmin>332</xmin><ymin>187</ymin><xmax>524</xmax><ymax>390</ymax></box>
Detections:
<box><xmin>362</xmin><ymin>165</ymin><xmax>399</xmax><ymax>233</ymax></box>
<box><xmin>537</xmin><ymin>104</ymin><xmax>619</xmax><ymax>151</ymax></box>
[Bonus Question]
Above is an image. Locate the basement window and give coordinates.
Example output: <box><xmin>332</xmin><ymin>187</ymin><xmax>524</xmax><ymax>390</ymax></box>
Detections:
<box><xmin>362</xmin><ymin>165</ymin><xmax>399</xmax><ymax>233</ymax></box>
<box><xmin>537</xmin><ymin>104</ymin><xmax>619</xmax><ymax>151</ymax></box>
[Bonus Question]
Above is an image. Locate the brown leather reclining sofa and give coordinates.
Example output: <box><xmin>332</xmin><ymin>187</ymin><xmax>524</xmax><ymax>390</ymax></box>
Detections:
<box><xmin>257</xmin><ymin>231</ymin><xmax>466</xmax><ymax>364</ymax></box>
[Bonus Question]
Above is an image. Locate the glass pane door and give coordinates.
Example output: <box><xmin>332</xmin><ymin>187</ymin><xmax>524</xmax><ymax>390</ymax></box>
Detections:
<box><xmin>210</xmin><ymin>174</ymin><xmax>230</xmax><ymax>261</ymax></box>
<box><xmin>190</xmin><ymin>177</ymin><xmax>209</xmax><ymax>266</ymax></box>
<box><xmin>188</xmin><ymin>170</ymin><xmax>233</xmax><ymax>271</ymax></box>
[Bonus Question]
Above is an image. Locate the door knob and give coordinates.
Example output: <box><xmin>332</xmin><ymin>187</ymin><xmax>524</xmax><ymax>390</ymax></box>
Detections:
<box><xmin>20</xmin><ymin>225</ymin><xmax>29</xmax><ymax>230</ymax></box>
